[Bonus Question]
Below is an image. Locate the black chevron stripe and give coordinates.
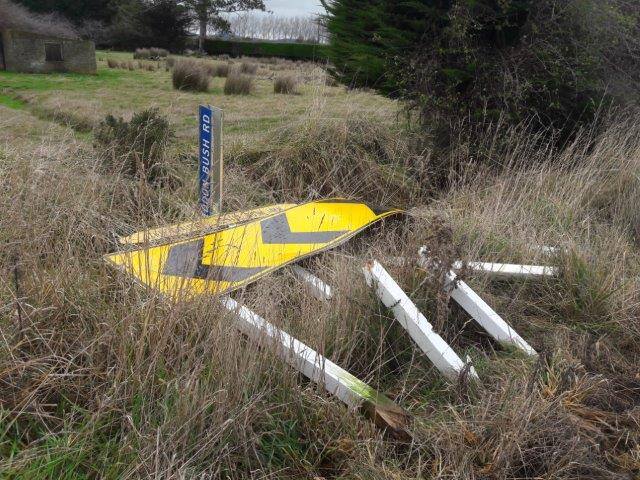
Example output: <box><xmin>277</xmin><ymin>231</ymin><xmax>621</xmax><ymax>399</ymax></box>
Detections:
<box><xmin>260</xmin><ymin>213</ymin><xmax>347</xmax><ymax>244</ymax></box>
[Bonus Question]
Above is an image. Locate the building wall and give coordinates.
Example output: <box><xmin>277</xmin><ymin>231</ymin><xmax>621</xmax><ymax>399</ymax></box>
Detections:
<box><xmin>0</xmin><ymin>34</ymin><xmax>5</xmax><ymax>70</ymax></box>
<box><xmin>1</xmin><ymin>30</ymin><xmax>96</xmax><ymax>74</ymax></box>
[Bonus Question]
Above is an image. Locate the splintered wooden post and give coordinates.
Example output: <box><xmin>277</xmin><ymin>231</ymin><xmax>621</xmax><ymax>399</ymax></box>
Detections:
<box><xmin>418</xmin><ymin>251</ymin><xmax>537</xmax><ymax>357</ymax></box>
<box><xmin>363</xmin><ymin>260</ymin><xmax>477</xmax><ymax>382</ymax></box>
<box><xmin>220</xmin><ymin>296</ymin><xmax>410</xmax><ymax>437</ymax></box>
<box><xmin>291</xmin><ymin>265</ymin><xmax>333</xmax><ymax>301</ymax></box>
<box><xmin>452</xmin><ymin>261</ymin><xmax>558</xmax><ymax>279</ymax></box>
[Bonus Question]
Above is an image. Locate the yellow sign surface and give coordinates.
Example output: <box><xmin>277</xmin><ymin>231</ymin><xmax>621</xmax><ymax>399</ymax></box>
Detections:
<box><xmin>106</xmin><ymin>199</ymin><xmax>401</xmax><ymax>299</ymax></box>
<box><xmin>119</xmin><ymin>203</ymin><xmax>296</xmax><ymax>246</ymax></box>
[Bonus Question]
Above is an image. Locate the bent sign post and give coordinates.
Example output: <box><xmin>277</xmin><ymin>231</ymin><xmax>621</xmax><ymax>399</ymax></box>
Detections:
<box><xmin>199</xmin><ymin>105</ymin><xmax>223</xmax><ymax>216</ymax></box>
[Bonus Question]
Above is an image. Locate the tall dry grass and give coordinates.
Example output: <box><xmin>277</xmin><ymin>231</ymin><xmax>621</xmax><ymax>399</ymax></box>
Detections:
<box><xmin>1</xmin><ymin>102</ymin><xmax>639</xmax><ymax>478</ymax></box>
<box><xmin>172</xmin><ymin>60</ymin><xmax>210</xmax><ymax>92</ymax></box>
<box><xmin>224</xmin><ymin>74</ymin><xmax>255</xmax><ymax>95</ymax></box>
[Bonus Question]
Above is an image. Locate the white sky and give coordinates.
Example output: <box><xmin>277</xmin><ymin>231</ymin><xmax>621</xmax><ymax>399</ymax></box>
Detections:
<box><xmin>262</xmin><ymin>0</ymin><xmax>325</xmax><ymax>17</ymax></box>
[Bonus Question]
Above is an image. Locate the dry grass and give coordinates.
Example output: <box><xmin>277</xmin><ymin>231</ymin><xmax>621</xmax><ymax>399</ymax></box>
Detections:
<box><xmin>224</xmin><ymin>74</ymin><xmax>255</xmax><ymax>95</ymax></box>
<box><xmin>1</xmin><ymin>57</ymin><xmax>639</xmax><ymax>478</ymax></box>
<box><xmin>233</xmin><ymin>110</ymin><xmax>423</xmax><ymax>206</ymax></box>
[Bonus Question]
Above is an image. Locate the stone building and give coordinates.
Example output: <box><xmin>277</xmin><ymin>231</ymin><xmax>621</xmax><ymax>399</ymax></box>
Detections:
<box><xmin>0</xmin><ymin>29</ymin><xmax>96</xmax><ymax>74</ymax></box>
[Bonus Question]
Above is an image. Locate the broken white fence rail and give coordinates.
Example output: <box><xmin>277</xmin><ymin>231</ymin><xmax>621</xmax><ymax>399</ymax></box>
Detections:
<box><xmin>220</xmin><ymin>295</ymin><xmax>409</xmax><ymax>435</ymax></box>
<box><xmin>291</xmin><ymin>265</ymin><xmax>333</xmax><ymax>301</ymax></box>
<box><xmin>452</xmin><ymin>261</ymin><xmax>558</xmax><ymax>279</ymax></box>
<box><xmin>363</xmin><ymin>260</ymin><xmax>477</xmax><ymax>381</ymax></box>
<box><xmin>418</xmin><ymin>251</ymin><xmax>537</xmax><ymax>357</ymax></box>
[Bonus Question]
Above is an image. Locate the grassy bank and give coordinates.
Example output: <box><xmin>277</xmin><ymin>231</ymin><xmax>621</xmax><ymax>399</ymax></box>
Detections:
<box><xmin>0</xmin><ymin>51</ymin><xmax>638</xmax><ymax>478</ymax></box>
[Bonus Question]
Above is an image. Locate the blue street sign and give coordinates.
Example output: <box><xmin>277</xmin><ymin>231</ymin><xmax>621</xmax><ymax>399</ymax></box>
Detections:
<box><xmin>199</xmin><ymin>105</ymin><xmax>213</xmax><ymax>216</ymax></box>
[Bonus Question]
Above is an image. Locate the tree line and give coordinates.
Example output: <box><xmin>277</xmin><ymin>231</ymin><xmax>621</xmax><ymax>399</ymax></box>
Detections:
<box><xmin>323</xmin><ymin>0</ymin><xmax>640</xmax><ymax>151</ymax></box>
<box><xmin>11</xmin><ymin>0</ymin><xmax>271</xmax><ymax>51</ymax></box>
<box><xmin>229</xmin><ymin>14</ymin><xmax>327</xmax><ymax>44</ymax></box>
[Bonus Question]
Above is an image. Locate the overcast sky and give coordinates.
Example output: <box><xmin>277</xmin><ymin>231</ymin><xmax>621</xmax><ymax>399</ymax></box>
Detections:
<box><xmin>262</xmin><ymin>0</ymin><xmax>325</xmax><ymax>17</ymax></box>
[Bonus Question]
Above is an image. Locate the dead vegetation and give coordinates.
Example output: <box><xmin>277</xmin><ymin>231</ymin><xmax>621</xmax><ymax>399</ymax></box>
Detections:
<box><xmin>233</xmin><ymin>112</ymin><xmax>423</xmax><ymax>207</ymax></box>
<box><xmin>0</xmin><ymin>57</ymin><xmax>639</xmax><ymax>479</ymax></box>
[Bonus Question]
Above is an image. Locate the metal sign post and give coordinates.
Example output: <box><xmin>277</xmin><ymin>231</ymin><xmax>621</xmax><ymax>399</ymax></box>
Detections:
<box><xmin>199</xmin><ymin>105</ymin><xmax>223</xmax><ymax>216</ymax></box>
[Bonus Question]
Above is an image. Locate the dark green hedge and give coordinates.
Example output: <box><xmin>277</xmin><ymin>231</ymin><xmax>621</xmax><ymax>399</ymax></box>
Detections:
<box><xmin>200</xmin><ymin>39</ymin><xmax>329</xmax><ymax>61</ymax></box>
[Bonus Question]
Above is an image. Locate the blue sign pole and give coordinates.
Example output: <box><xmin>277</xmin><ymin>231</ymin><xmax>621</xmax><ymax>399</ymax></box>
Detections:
<box><xmin>199</xmin><ymin>105</ymin><xmax>213</xmax><ymax>216</ymax></box>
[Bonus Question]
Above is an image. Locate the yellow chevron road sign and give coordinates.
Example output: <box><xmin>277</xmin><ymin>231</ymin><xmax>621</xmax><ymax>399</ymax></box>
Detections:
<box><xmin>118</xmin><ymin>203</ymin><xmax>296</xmax><ymax>247</ymax></box>
<box><xmin>106</xmin><ymin>199</ymin><xmax>402</xmax><ymax>299</ymax></box>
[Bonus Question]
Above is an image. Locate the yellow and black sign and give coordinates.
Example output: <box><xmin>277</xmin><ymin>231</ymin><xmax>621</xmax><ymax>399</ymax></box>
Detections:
<box><xmin>118</xmin><ymin>203</ymin><xmax>296</xmax><ymax>247</ymax></box>
<box><xmin>106</xmin><ymin>199</ymin><xmax>401</xmax><ymax>299</ymax></box>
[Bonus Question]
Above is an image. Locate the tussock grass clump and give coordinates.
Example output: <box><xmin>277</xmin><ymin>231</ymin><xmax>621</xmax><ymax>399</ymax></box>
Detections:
<box><xmin>274</xmin><ymin>75</ymin><xmax>299</xmax><ymax>94</ymax></box>
<box><xmin>172</xmin><ymin>60</ymin><xmax>210</xmax><ymax>92</ymax></box>
<box><xmin>133</xmin><ymin>48</ymin><xmax>151</xmax><ymax>59</ymax></box>
<box><xmin>137</xmin><ymin>61</ymin><xmax>157</xmax><ymax>71</ymax></box>
<box><xmin>134</xmin><ymin>47</ymin><xmax>169</xmax><ymax>59</ymax></box>
<box><xmin>224</xmin><ymin>74</ymin><xmax>255</xmax><ymax>95</ymax></box>
<box><xmin>240</xmin><ymin>61</ymin><xmax>258</xmax><ymax>74</ymax></box>
<box><xmin>211</xmin><ymin>62</ymin><xmax>231</xmax><ymax>77</ymax></box>
<box><xmin>149</xmin><ymin>47</ymin><xmax>169</xmax><ymax>58</ymax></box>
<box><xmin>235</xmin><ymin>115</ymin><xmax>422</xmax><ymax>206</ymax></box>
<box><xmin>165</xmin><ymin>56</ymin><xmax>176</xmax><ymax>69</ymax></box>
<box><xmin>106</xmin><ymin>58</ymin><xmax>118</xmax><ymax>69</ymax></box>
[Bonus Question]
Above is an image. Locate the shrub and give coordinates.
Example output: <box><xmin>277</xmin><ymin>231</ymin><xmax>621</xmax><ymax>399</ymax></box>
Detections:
<box><xmin>274</xmin><ymin>75</ymin><xmax>299</xmax><ymax>95</ymax></box>
<box><xmin>323</xmin><ymin>0</ymin><xmax>640</xmax><ymax>141</ymax></box>
<box><xmin>240</xmin><ymin>61</ymin><xmax>258</xmax><ymax>75</ymax></box>
<box><xmin>224</xmin><ymin>74</ymin><xmax>254</xmax><ymax>95</ymax></box>
<box><xmin>172</xmin><ymin>60</ymin><xmax>210</xmax><ymax>92</ymax></box>
<box><xmin>94</xmin><ymin>108</ymin><xmax>174</xmax><ymax>185</ymax></box>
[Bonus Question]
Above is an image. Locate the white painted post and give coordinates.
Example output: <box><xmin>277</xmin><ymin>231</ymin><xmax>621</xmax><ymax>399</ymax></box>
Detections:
<box><xmin>452</xmin><ymin>261</ymin><xmax>558</xmax><ymax>279</ymax></box>
<box><xmin>363</xmin><ymin>261</ymin><xmax>477</xmax><ymax>381</ymax></box>
<box><xmin>211</xmin><ymin>107</ymin><xmax>224</xmax><ymax>214</ymax></box>
<box><xmin>291</xmin><ymin>265</ymin><xmax>333</xmax><ymax>301</ymax></box>
<box><xmin>418</xmin><ymin>251</ymin><xmax>537</xmax><ymax>356</ymax></box>
<box><xmin>220</xmin><ymin>296</ymin><xmax>409</xmax><ymax>434</ymax></box>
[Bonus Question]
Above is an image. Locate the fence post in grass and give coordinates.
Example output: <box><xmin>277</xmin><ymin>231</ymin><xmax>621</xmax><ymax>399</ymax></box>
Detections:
<box><xmin>199</xmin><ymin>105</ymin><xmax>224</xmax><ymax>215</ymax></box>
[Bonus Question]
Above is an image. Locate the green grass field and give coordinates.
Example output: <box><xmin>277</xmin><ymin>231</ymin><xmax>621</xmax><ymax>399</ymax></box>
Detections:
<box><xmin>1</xmin><ymin>51</ymin><xmax>639</xmax><ymax>478</ymax></box>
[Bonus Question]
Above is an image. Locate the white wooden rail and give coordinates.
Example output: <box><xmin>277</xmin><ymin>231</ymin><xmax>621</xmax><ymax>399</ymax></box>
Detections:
<box><xmin>291</xmin><ymin>265</ymin><xmax>333</xmax><ymax>301</ymax></box>
<box><xmin>452</xmin><ymin>261</ymin><xmax>558</xmax><ymax>279</ymax></box>
<box><xmin>418</xmin><ymin>251</ymin><xmax>537</xmax><ymax>356</ymax></box>
<box><xmin>363</xmin><ymin>261</ymin><xmax>477</xmax><ymax>381</ymax></box>
<box><xmin>220</xmin><ymin>296</ymin><xmax>409</xmax><ymax>433</ymax></box>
